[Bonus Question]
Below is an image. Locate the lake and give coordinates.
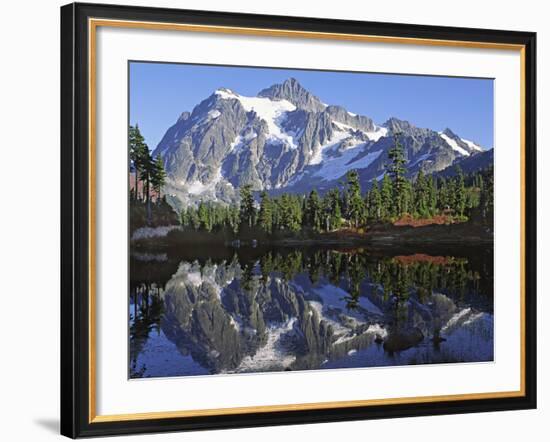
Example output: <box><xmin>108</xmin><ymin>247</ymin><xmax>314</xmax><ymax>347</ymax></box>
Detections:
<box><xmin>129</xmin><ymin>243</ymin><xmax>493</xmax><ymax>379</ymax></box>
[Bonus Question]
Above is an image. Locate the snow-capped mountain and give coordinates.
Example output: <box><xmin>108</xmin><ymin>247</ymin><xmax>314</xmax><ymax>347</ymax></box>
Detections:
<box><xmin>152</xmin><ymin>78</ymin><xmax>489</xmax><ymax>207</ymax></box>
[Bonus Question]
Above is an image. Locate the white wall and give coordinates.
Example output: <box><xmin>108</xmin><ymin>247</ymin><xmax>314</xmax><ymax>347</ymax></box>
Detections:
<box><xmin>0</xmin><ymin>0</ymin><xmax>546</xmax><ymax>440</ymax></box>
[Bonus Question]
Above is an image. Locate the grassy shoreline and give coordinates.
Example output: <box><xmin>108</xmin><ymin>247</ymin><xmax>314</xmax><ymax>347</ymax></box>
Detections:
<box><xmin>131</xmin><ymin>220</ymin><xmax>493</xmax><ymax>249</ymax></box>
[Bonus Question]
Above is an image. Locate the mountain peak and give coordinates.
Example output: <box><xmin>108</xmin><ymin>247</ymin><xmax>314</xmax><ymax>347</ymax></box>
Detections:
<box><xmin>284</xmin><ymin>77</ymin><xmax>301</xmax><ymax>86</ymax></box>
<box><xmin>383</xmin><ymin>117</ymin><xmax>414</xmax><ymax>133</ymax></box>
<box><xmin>440</xmin><ymin>128</ymin><xmax>485</xmax><ymax>154</ymax></box>
<box><xmin>442</xmin><ymin>127</ymin><xmax>459</xmax><ymax>139</ymax></box>
<box><xmin>153</xmin><ymin>79</ymin><xmax>487</xmax><ymax>208</ymax></box>
<box><xmin>257</xmin><ymin>78</ymin><xmax>326</xmax><ymax>113</ymax></box>
<box><xmin>214</xmin><ymin>87</ymin><xmax>239</xmax><ymax>99</ymax></box>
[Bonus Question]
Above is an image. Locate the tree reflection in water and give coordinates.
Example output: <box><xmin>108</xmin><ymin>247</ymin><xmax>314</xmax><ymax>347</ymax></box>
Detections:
<box><xmin>129</xmin><ymin>246</ymin><xmax>493</xmax><ymax>378</ymax></box>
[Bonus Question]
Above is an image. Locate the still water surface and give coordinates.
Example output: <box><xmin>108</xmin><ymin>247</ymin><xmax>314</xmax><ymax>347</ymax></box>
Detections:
<box><xmin>129</xmin><ymin>244</ymin><xmax>493</xmax><ymax>378</ymax></box>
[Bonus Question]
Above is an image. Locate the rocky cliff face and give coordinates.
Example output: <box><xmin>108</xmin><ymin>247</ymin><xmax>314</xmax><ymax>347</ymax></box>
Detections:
<box><xmin>257</xmin><ymin>77</ymin><xmax>327</xmax><ymax>113</ymax></box>
<box><xmin>152</xmin><ymin>78</ymin><xmax>489</xmax><ymax>208</ymax></box>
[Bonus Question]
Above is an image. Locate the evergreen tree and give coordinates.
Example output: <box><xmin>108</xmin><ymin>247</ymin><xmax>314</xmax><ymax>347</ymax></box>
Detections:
<box><xmin>305</xmin><ymin>190</ymin><xmax>322</xmax><ymax>232</ymax></box>
<box><xmin>129</xmin><ymin>124</ymin><xmax>149</xmax><ymax>201</ymax></box>
<box><xmin>277</xmin><ymin>196</ymin><xmax>288</xmax><ymax>231</ymax></box>
<box><xmin>340</xmin><ymin>178</ymin><xmax>350</xmax><ymax>221</ymax></box>
<box><xmin>387</xmin><ymin>133</ymin><xmax>408</xmax><ymax>216</ymax></box>
<box><xmin>345</xmin><ymin>170</ymin><xmax>365</xmax><ymax>228</ymax></box>
<box><xmin>279</xmin><ymin>194</ymin><xmax>301</xmax><ymax>232</ymax></box>
<box><xmin>228</xmin><ymin>205</ymin><xmax>240</xmax><ymax>233</ymax></box>
<box><xmin>331</xmin><ymin>191</ymin><xmax>342</xmax><ymax>230</ymax></box>
<box><xmin>187</xmin><ymin>207</ymin><xmax>200</xmax><ymax>230</ymax></box>
<box><xmin>180</xmin><ymin>208</ymin><xmax>189</xmax><ymax>227</ymax></box>
<box><xmin>326</xmin><ymin>188</ymin><xmax>342</xmax><ymax>230</ymax></box>
<box><xmin>368</xmin><ymin>180</ymin><xmax>382</xmax><ymax>220</ymax></box>
<box><xmin>258</xmin><ymin>191</ymin><xmax>273</xmax><ymax>234</ymax></box>
<box><xmin>129</xmin><ymin>124</ymin><xmax>142</xmax><ymax>199</ymax></box>
<box><xmin>427</xmin><ymin>175</ymin><xmax>437</xmax><ymax>216</ymax></box>
<box><xmin>174</xmin><ymin>161</ymin><xmax>492</xmax><ymax>236</ymax></box>
<box><xmin>239</xmin><ymin>184</ymin><xmax>256</xmax><ymax>230</ymax></box>
<box><xmin>480</xmin><ymin>168</ymin><xmax>494</xmax><ymax>223</ymax></box>
<box><xmin>414</xmin><ymin>169</ymin><xmax>429</xmax><ymax>217</ymax></box>
<box><xmin>380</xmin><ymin>173</ymin><xmax>393</xmax><ymax>219</ymax></box>
<box><xmin>322</xmin><ymin>192</ymin><xmax>331</xmax><ymax>231</ymax></box>
<box><xmin>454</xmin><ymin>166</ymin><xmax>466</xmax><ymax>216</ymax></box>
<box><xmin>438</xmin><ymin>177</ymin><xmax>453</xmax><ymax>211</ymax></box>
<box><xmin>272</xmin><ymin>198</ymin><xmax>281</xmax><ymax>231</ymax></box>
<box><xmin>150</xmin><ymin>154</ymin><xmax>167</xmax><ymax>203</ymax></box>
<box><xmin>291</xmin><ymin>195</ymin><xmax>304</xmax><ymax>231</ymax></box>
<box><xmin>401</xmin><ymin>179</ymin><xmax>414</xmax><ymax>215</ymax></box>
<box><xmin>322</xmin><ymin>189</ymin><xmax>342</xmax><ymax>231</ymax></box>
<box><xmin>197</xmin><ymin>201</ymin><xmax>212</xmax><ymax>231</ymax></box>
<box><xmin>139</xmin><ymin>149</ymin><xmax>154</xmax><ymax>224</ymax></box>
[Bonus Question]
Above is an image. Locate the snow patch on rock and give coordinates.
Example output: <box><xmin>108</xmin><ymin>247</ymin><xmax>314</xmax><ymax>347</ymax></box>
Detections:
<box><xmin>313</xmin><ymin>144</ymin><xmax>382</xmax><ymax>181</ymax></box>
<box><xmin>439</xmin><ymin>132</ymin><xmax>470</xmax><ymax>156</ymax></box>
<box><xmin>461</xmin><ymin>138</ymin><xmax>484</xmax><ymax>152</ymax></box>
<box><xmin>216</xmin><ymin>88</ymin><xmax>298</xmax><ymax>148</ymax></box>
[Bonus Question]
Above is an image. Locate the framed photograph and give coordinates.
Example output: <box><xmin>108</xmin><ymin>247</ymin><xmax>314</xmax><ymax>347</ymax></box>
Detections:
<box><xmin>60</xmin><ymin>2</ymin><xmax>537</xmax><ymax>438</ymax></box>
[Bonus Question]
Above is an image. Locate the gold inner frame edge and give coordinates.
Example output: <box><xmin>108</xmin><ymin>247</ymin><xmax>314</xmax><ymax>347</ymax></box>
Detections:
<box><xmin>87</xmin><ymin>17</ymin><xmax>527</xmax><ymax>424</ymax></box>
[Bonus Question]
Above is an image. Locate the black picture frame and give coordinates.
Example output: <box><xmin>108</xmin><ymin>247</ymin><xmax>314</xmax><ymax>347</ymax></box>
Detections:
<box><xmin>61</xmin><ymin>2</ymin><xmax>537</xmax><ymax>438</ymax></box>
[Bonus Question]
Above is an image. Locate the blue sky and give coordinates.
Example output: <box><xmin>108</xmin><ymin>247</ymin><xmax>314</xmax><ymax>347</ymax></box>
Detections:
<box><xmin>129</xmin><ymin>61</ymin><xmax>494</xmax><ymax>150</ymax></box>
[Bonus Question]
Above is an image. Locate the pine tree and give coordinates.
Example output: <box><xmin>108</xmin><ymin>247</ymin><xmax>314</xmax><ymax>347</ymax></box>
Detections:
<box><xmin>305</xmin><ymin>190</ymin><xmax>322</xmax><ymax>232</ymax></box>
<box><xmin>239</xmin><ymin>185</ymin><xmax>256</xmax><ymax>230</ymax></box>
<box><xmin>454</xmin><ymin>166</ymin><xmax>466</xmax><ymax>216</ymax></box>
<box><xmin>380</xmin><ymin>173</ymin><xmax>393</xmax><ymax>219</ymax></box>
<box><xmin>279</xmin><ymin>195</ymin><xmax>290</xmax><ymax>231</ymax></box>
<box><xmin>427</xmin><ymin>175</ymin><xmax>437</xmax><ymax>216</ymax></box>
<box><xmin>228</xmin><ymin>205</ymin><xmax>240</xmax><ymax>233</ymax></box>
<box><xmin>368</xmin><ymin>180</ymin><xmax>382</xmax><ymax>220</ymax></box>
<box><xmin>345</xmin><ymin>170</ymin><xmax>365</xmax><ymax>228</ymax></box>
<box><xmin>187</xmin><ymin>207</ymin><xmax>200</xmax><ymax>230</ymax></box>
<box><xmin>197</xmin><ymin>201</ymin><xmax>212</xmax><ymax>231</ymax></box>
<box><xmin>291</xmin><ymin>195</ymin><xmax>304</xmax><ymax>231</ymax></box>
<box><xmin>387</xmin><ymin>133</ymin><xmax>408</xmax><ymax>216</ymax></box>
<box><xmin>323</xmin><ymin>189</ymin><xmax>342</xmax><ymax>231</ymax></box>
<box><xmin>400</xmin><ymin>179</ymin><xmax>414</xmax><ymax>215</ymax></box>
<box><xmin>129</xmin><ymin>125</ymin><xmax>141</xmax><ymax>199</ymax></box>
<box><xmin>414</xmin><ymin>169</ymin><xmax>429</xmax><ymax>217</ymax></box>
<box><xmin>139</xmin><ymin>149</ymin><xmax>154</xmax><ymax>224</ymax></box>
<box><xmin>331</xmin><ymin>191</ymin><xmax>342</xmax><ymax>230</ymax></box>
<box><xmin>322</xmin><ymin>192</ymin><xmax>332</xmax><ymax>231</ymax></box>
<box><xmin>150</xmin><ymin>154</ymin><xmax>167</xmax><ymax>204</ymax></box>
<box><xmin>272</xmin><ymin>198</ymin><xmax>281</xmax><ymax>231</ymax></box>
<box><xmin>129</xmin><ymin>124</ymin><xmax>149</xmax><ymax>201</ymax></box>
<box><xmin>480</xmin><ymin>168</ymin><xmax>494</xmax><ymax>223</ymax></box>
<box><xmin>340</xmin><ymin>179</ymin><xmax>350</xmax><ymax>221</ymax></box>
<box><xmin>180</xmin><ymin>209</ymin><xmax>189</xmax><ymax>227</ymax></box>
<box><xmin>279</xmin><ymin>194</ymin><xmax>301</xmax><ymax>232</ymax></box>
<box><xmin>258</xmin><ymin>191</ymin><xmax>273</xmax><ymax>234</ymax></box>
<box><xmin>438</xmin><ymin>177</ymin><xmax>453</xmax><ymax>211</ymax></box>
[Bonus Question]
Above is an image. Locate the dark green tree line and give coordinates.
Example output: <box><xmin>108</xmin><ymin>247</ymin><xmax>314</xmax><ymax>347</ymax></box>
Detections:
<box><xmin>177</xmin><ymin>135</ymin><xmax>493</xmax><ymax>236</ymax></box>
<box><xmin>129</xmin><ymin>124</ymin><xmax>167</xmax><ymax>203</ymax></box>
<box><xmin>129</xmin><ymin>124</ymin><xmax>168</xmax><ymax>225</ymax></box>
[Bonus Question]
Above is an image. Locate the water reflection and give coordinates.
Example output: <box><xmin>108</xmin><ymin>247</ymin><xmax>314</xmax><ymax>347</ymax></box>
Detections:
<box><xmin>129</xmin><ymin>246</ymin><xmax>493</xmax><ymax>378</ymax></box>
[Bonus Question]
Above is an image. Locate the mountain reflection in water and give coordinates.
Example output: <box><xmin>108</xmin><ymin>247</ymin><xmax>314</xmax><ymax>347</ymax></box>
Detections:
<box><xmin>129</xmin><ymin>245</ymin><xmax>493</xmax><ymax>378</ymax></box>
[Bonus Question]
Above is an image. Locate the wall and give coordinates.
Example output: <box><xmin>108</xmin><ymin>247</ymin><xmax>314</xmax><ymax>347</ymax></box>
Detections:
<box><xmin>0</xmin><ymin>0</ymin><xmax>546</xmax><ymax>440</ymax></box>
